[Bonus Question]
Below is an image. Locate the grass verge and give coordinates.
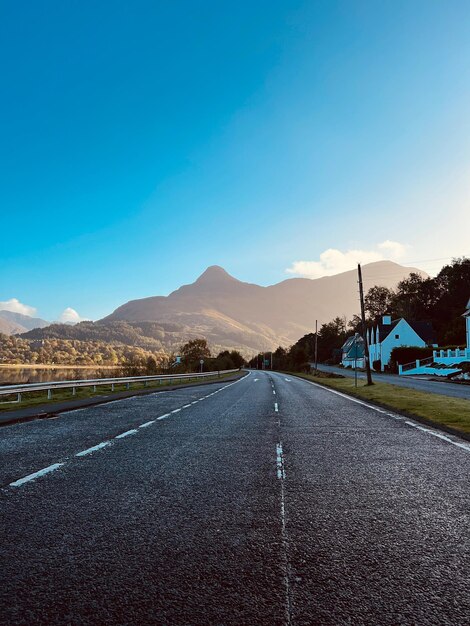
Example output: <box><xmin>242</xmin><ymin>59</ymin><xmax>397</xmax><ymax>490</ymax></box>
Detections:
<box><xmin>290</xmin><ymin>372</ymin><xmax>470</xmax><ymax>436</ymax></box>
<box><xmin>0</xmin><ymin>372</ymin><xmax>240</xmax><ymax>413</ymax></box>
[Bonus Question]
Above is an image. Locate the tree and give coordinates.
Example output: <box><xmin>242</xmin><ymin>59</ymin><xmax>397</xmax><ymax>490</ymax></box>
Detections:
<box><xmin>180</xmin><ymin>339</ymin><xmax>211</xmax><ymax>368</ymax></box>
<box><xmin>365</xmin><ymin>286</ymin><xmax>394</xmax><ymax>320</ymax></box>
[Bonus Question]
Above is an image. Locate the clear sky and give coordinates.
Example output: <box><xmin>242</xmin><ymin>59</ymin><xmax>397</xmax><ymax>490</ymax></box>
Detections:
<box><xmin>1</xmin><ymin>0</ymin><xmax>469</xmax><ymax>321</ymax></box>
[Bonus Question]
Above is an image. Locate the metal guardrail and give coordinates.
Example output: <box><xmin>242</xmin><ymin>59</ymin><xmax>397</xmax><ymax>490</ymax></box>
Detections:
<box><xmin>0</xmin><ymin>370</ymin><xmax>239</xmax><ymax>403</ymax></box>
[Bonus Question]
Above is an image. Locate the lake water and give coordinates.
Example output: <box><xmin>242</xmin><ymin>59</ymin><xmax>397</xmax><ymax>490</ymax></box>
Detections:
<box><xmin>0</xmin><ymin>367</ymin><xmax>123</xmax><ymax>386</ymax></box>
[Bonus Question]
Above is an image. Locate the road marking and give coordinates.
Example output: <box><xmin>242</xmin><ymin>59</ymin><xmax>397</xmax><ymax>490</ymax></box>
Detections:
<box><xmin>76</xmin><ymin>441</ymin><xmax>111</xmax><ymax>456</ymax></box>
<box><xmin>276</xmin><ymin>442</ymin><xmax>286</xmax><ymax>479</ymax></box>
<box><xmin>275</xmin><ymin>442</ymin><xmax>291</xmax><ymax>623</ymax></box>
<box><xmin>10</xmin><ymin>463</ymin><xmax>64</xmax><ymax>487</ymax></box>
<box><xmin>182</xmin><ymin>404</ymin><xmax>192</xmax><ymax>409</ymax></box>
<box><xmin>157</xmin><ymin>413</ymin><xmax>170</xmax><ymax>420</ymax></box>
<box><xmin>115</xmin><ymin>429</ymin><xmax>138</xmax><ymax>439</ymax></box>
<box><xmin>405</xmin><ymin>421</ymin><xmax>470</xmax><ymax>451</ymax></box>
<box><xmin>191</xmin><ymin>400</ymin><xmax>198</xmax><ymax>404</ymax></box>
<box><xmin>171</xmin><ymin>408</ymin><xmax>181</xmax><ymax>413</ymax></box>
<box><xmin>139</xmin><ymin>420</ymin><xmax>156</xmax><ymax>428</ymax></box>
<box><xmin>273</xmin><ymin>390</ymin><xmax>276</xmax><ymax>395</ymax></box>
<box><xmin>302</xmin><ymin>377</ymin><xmax>470</xmax><ymax>454</ymax></box>
<box><xmin>274</xmin><ymin>402</ymin><xmax>279</xmax><ymax>412</ymax></box>
<box><xmin>284</xmin><ymin>378</ymin><xmax>291</xmax><ymax>382</ymax></box>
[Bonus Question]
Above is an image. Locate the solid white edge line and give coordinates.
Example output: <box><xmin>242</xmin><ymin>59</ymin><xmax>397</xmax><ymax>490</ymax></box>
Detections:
<box><xmin>115</xmin><ymin>429</ymin><xmax>138</xmax><ymax>439</ymax></box>
<box><xmin>10</xmin><ymin>463</ymin><xmax>65</xmax><ymax>487</ymax></box>
<box><xmin>300</xmin><ymin>376</ymin><xmax>470</xmax><ymax>454</ymax></box>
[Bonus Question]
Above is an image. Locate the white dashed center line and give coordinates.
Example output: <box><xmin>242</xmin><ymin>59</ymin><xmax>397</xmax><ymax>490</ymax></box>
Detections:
<box><xmin>76</xmin><ymin>442</ymin><xmax>111</xmax><ymax>457</ymax></box>
<box><xmin>115</xmin><ymin>429</ymin><xmax>138</xmax><ymax>439</ymax></box>
<box><xmin>10</xmin><ymin>463</ymin><xmax>65</xmax><ymax>487</ymax></box>
<box><xmin>274</xmin><ymin>402</ymin><xmax>279</xmax><ymax>412</ymax></box>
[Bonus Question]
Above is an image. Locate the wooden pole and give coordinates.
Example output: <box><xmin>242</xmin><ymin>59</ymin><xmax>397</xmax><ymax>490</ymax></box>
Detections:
<box><xmin>358</xmin><ymin>263</ymin><xmax>373</xmax><ymax>385</ymax></box>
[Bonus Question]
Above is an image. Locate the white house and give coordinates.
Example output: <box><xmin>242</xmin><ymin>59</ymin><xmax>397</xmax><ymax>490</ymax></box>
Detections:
<box><xmin>368</xmin><ymin>315</ymin><xmax>435</xmax><ymax>372</ymax></box>
<box><xmin>399</xmin><ymin>297</ymin><xmax>470</xmax><ymax>376</ymax></box>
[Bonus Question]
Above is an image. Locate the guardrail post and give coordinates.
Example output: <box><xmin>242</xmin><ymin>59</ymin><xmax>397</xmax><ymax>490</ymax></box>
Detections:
<box><xmin>93</xmin><ymin>385</ymin><xmax>97</xmax><ymax>392</ymax></box>
<box><xmin>111</xmin><ymin>383</ymin><xmax>114</xmax><ymax>392</ymax></box>
<box><xmin>72</xmin><ymin>386</ymin><xmax>76</xmax><ymax>396</ymax></box>
<box><xmin>48</xmin><ymin>389</ymin><xmax>52</xmax><ymax>400</ymax></box>
<box><xmin>17</xmin><ymin>392</ymin><xmax>21</xmax><ymax>403</ymax></box>
<box><xmin>126</xmin><ymin>382</ymin><xmax>130</xmax><ymax>390</ymax></box>
<box><xmin>144</xmin><ymin>381</ymin><xmax>147</xmax><ymax>387</ymax></box>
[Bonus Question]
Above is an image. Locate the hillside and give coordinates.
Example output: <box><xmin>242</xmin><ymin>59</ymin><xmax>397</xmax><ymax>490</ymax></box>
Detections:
<box><xmin>0</xmin><ymin>310</ymin><xmax>50</xmax><ymax>335</ymax></box>
<box><xmin>21</xmin><ymin>261</ymin><xmax>425</xmax><ymax>355</ymax></box>
<box><xmin>104</xmin><ymin>261</ymin><xmax>426</xmax><ymax>354</ymax></box>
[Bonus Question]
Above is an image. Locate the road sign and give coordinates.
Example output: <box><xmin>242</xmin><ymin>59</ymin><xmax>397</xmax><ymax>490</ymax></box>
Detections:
<box><xmin>200</xmin><ymin>359</ymin><xmax>204</xmax><ymax>364</ymax></box>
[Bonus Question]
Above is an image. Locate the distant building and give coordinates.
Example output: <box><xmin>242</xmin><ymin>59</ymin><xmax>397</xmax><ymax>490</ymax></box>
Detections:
<box><xmin>368</xmin><ymin>315</ymin><xmax>436</xmax><ymax>372</ymax></box>
<box><xmin>340</xmin><ymin>334</ymin><xmax>365</xmax><ymax>368</ymax></box>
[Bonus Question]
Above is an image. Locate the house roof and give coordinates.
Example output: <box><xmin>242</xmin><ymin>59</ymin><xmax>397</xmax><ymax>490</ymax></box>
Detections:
<box><xmin>341</xmin><ymin>334</ymin><xmax>363</xmax><ymax>351</ymax></box>
<box><xmin>375</xmin><ymin>319</ymin><xmax>400</xmax><ymax>341</ymax></box>
<box><xmin>373</xmin><ymin>318</ymin><xmax>436</xmax><ymax>344</ymax></box>
<box><xmin>407</xmin><ymin>320</ymin><xmax>436</xmax><ymax>344</ymax></box>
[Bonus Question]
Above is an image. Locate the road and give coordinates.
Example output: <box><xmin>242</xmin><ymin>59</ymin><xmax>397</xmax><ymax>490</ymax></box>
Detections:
<box><xmin>317</xmin><ymin>363</ymin><xmax>470</xmax><ymax>400</ymax></box>
<box><xmin>1</xmin><ymin>371</ymin><xmax>469</xmax><ymax>625</ymax></box>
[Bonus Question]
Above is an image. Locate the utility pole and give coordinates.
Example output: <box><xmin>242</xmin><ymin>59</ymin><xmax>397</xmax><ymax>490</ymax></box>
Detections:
<box><xmin>358</xmin><ymin>263</ymin><xmax>373</xmax><ymax>385</ymax></box>
<box><xmin>314</xmin><ymin>319</ymin><xmax>318</xmax><ymax>374</ymax></box>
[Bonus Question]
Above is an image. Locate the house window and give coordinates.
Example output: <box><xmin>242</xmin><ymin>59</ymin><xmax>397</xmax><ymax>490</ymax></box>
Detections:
<box><xmin>395</xmin><ymin>334</ymin><xmax>399</xmax><ymax>339</ymax></box>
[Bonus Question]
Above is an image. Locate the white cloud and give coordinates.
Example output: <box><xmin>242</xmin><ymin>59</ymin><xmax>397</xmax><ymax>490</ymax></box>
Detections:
<box><xmin>57</xmin><ymin>307</ymin><xmax>87</xmax><ymax>324</ymax></box>
<box><xmin>286</xmin><ymin>240</ymin><xmax>408</xmax><ymax>279</ymax></box>
<box><xmin>0</xmin><ymin>298</ymin><xmax>37</xmax><ymax>317</ymax></box>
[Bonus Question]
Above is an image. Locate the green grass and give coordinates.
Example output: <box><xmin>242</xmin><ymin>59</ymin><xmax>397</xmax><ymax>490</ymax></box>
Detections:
<box><xmin>0</xmin><ymin>372</ymin><xmax>241</xmax><ymax>413</ymax></box>
<box><xmin>290</xmin><ymin>372</ymin><xmax>470</xmax><ymax>435</ymax></box>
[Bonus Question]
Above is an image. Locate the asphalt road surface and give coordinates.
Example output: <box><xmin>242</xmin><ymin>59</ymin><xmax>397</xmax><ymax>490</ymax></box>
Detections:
<box><xmin>317</xmin><ymin>363</ymin><xmax>470</xmax><ymax>400</ymax></box>
<box><xmin>1</xmin><ymin>371</ymin><xmax>469</xmax><ymax>625</ymax></box>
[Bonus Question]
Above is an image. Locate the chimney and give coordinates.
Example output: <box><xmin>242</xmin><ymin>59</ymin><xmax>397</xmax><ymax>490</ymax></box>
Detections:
<box><xmin>382</xmin><ymin>315</ymin><xmax>392</xmax><ymax>325</ymax></box>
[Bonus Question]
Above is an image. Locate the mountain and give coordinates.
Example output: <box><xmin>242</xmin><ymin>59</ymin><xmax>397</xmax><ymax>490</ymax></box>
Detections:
<box><xmin>102</xmin><ymin>261</ymin><xmax>426</xmax><ymax>354</ymax></box>
<box><xmin>0</xmin><ymin>310</ymin><xmax>50</xmax><ymax>335</ymax></box>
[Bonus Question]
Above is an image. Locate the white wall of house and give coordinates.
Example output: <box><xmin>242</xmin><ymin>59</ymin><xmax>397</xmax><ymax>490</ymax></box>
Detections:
<box><xmin>369</xmin><ymin>319</ymin><xmax>427</xmax><ymax>371</ymax></box>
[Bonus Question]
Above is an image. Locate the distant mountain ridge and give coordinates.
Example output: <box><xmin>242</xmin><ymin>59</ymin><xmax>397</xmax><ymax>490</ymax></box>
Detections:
<box><xmin>102</xmin><ymin>261</ymin><xmax>426</xmax><ymax>354</ymax></box>
<box><xmin>0</xmin><ymin>310</ymin><xmax>50</xmax><ymax>335</ymax></box>
<box><xmin>20</xmin><ymin>261</ymin><xmax>426</xmax><ymax>355</ymax></box>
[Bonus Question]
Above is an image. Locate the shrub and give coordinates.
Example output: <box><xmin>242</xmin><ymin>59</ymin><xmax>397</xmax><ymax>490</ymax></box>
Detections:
<box><xmin>390</xmin><ymin>346</ymin><xmax>434</xmax><ymax>367</ymax></box>
<box><xmin>372</xmin><ymin>359</ymin><xmax>382</xmax><ymax>371</ymax></box>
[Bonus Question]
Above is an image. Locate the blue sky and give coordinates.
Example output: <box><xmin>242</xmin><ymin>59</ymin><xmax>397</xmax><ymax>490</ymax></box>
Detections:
<box><xmin>1</xmin><ymin>0</ymin><xmax>469</xmax><ymax>321</ymax></box>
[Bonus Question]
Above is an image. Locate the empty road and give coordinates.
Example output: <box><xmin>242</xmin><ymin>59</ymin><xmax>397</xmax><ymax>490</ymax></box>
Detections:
<box><xmin>1</xmin><ymin>371</ymin><xmax>469</xmax><ymax>625</ymax></box>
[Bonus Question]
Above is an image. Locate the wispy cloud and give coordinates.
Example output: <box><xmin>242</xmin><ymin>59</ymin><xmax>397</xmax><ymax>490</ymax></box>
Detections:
<box><xmin>57</xmin><ymin>307</ymin><xmax>87</xmax><ymax>324</ymax></box>
<box><xmin>286</xmin><ymin>240</ymin><xmax>407</xmax><ymax>279</ymax></box>
<box><xmin>0</xmin><ymin>298</ymin><xmax>37</xmax><ymax>316</ymax></box>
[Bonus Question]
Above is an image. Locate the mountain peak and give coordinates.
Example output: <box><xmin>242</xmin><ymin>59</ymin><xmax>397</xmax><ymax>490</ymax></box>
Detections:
<box><xmin>195</xmin><ymin>265</ymin><xmax>237</xmax><ymax>283</ymax></box>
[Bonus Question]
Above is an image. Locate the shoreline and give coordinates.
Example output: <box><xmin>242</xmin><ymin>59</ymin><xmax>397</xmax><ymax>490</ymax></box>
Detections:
<box><xmin>0</xmin><ymin>364</ymin><xmax>120</xmax><ymax>370</ymax></box>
